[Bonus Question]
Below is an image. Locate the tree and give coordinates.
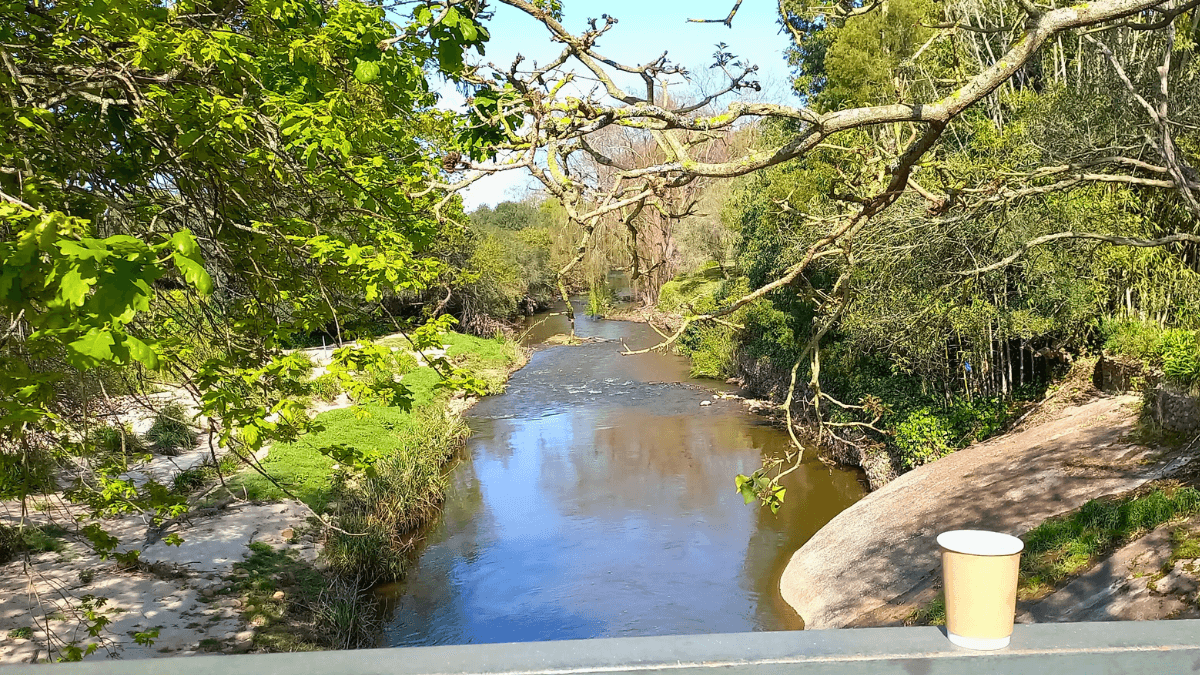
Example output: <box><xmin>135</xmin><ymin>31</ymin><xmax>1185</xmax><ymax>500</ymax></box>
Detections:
<box><xmin>432</xmin><ymin>0</ymin><xmax>1198</xmax><ymax>507</ymax></box>
<box><xmin>1</xmin><ymin>0</ymin><xmax>490</xmax><ymax>658</ymax></box>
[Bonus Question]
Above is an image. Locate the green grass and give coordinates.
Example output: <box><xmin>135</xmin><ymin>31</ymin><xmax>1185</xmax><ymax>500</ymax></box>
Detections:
<box><xmin>7</xmin><ymin>627</ymin><xmax>33</xmax><ymax>639</ymax></box>
<box><xmin>225</xmin><ymin>332</ymin><xmax>518</xmax><ymax>510</ymax></box>
<box><xmin>321</xmin><ymin>407</ymin><xmax>467</xmax><ymax>580</ymax></box>
<box><xmin>1169</xmin><ymin>525</ymin><xmax>1200</xmax><ymax>564</ymax></box>
<box><xmin>657</xmin><ymin>262</ymin><xmax>725</xmax><ymax>313</ymax></box>
<box><xmin>146</xmin><ymin>403</ymin><xmax>196</xmax><ymax>456</ymax></box>
<box><xmin>219</xmin><ymin>332</ymin><xmax>519</xmax><ymax>588</ymax></box>
<box><xmin>0</xmin><ymin>524</ymin><xmax>68</xmax><ymax>564</ymax></box>
<box><xmin>1019</xmin><ymin>485</ymin><xmax>1200</xmax><ymax>597</ymax></box>
<box><xmin>905</xmin><ymin>594</ymin><xmax>946</xmax><ymax>626</ymax></box>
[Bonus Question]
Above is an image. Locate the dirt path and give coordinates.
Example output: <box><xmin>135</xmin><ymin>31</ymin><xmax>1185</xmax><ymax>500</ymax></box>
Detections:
<box><xmin>780</xmin><ymin>395</ymin><xmax>1190</xmax><ymax>629</ymax></box>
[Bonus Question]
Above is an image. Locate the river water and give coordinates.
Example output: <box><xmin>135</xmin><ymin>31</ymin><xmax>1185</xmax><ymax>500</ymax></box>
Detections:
<box><xmin>379</xmin><ymin>301</ymin><xmax>866</xmax><ymax>646</ymax></box>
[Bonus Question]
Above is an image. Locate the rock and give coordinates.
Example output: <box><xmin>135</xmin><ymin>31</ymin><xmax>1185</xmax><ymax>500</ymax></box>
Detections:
<box><xmin>1155</xmin><ymin>562</ymin><xmax>1199</xmax><ymax>596</ymax></box>
<box><xmin>699</xmin><ymin>400</ymin><xmax>712</xmax><ymax>407</ymax></box>
<box><xmin>271</xmin><ymin>591</ymin><xmax>285</xmax><ymax>601</ymax></box>
<box><xmin>227</xmin><ymin>639</ymin><xmax>255</xmax><ymax>654</ymax></box>
<box><xmin>280</xmin><ymin>528</ymin><xmax>294</xmax><ymax>541</ymax></box>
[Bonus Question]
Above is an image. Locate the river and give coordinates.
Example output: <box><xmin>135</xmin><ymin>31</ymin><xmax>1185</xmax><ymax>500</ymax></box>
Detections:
<box><xmin>378</xmin><ymin>300</ymin><xmax>866</xmax><ymax>646</ymax></box>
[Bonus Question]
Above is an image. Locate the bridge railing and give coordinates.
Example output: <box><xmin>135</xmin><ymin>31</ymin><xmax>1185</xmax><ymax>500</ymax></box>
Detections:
<box><xmin>6</xmin><ymin>620</ymin><xmax>1200</xmax><ymax>674</ymax></box>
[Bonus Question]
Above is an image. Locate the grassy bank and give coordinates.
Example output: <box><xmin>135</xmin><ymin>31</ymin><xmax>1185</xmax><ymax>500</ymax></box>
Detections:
<box><xmin>905</xmin><ymin>484</ymin><xmax>1200</xmax><ymax>626</ymax></box>
<box><xmin>192</xmin><ymin>331</ymin><xmax>526</xmax><ymax>651</ymax></box>
<box><xmin>205</xmin><ymin>331</ymin><xmax>524</xmax><ymax>649</ymax></box>
<box><xmin>1018</xmin><ymin>484</ymin><xmax>1200</xmax><ymax>599</ymax></box>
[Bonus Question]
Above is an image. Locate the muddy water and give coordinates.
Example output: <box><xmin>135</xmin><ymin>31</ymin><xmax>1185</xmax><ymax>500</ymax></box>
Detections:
<box><xmin>379</xmin><ymin>301</ymin><xmax>866</xmax><ymax>646</ymax></box>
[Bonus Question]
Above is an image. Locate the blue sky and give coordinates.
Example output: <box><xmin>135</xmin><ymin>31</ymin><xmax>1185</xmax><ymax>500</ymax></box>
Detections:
<box><xmin>441</xmin><ymin>1</ymin><xmax>798</xmax><ymax>209</ymax></box>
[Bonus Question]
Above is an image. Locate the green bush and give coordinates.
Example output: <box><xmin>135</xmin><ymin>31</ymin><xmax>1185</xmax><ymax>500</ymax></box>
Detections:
<box><xmin>893</xmin><ymin>408</ymin><xmax>955</xmax><ymax>469</ymax></box>
<box><xmin>0</xmin><ymin>449</ymin><xmax>57</xmax><ymax>500</ymax></box>
<box><xmin>309</xmin><ymin>373</ymin><xmax>343</xmax><ymax>402</ymax></box>
<box><xmin>1160</xmin><ymin>330</ymin><xmax>1200</xmax><ymax>389</ymax></box>
<box><xmin>683</xmin><ymin>325</ymin><xmax>737</xmax><ymax>380</ymax></box>
<box><xmin>1101</xmin><ymin>321</ymin><xmax>1200</xmax><ymax>389</ymax></box>
<box><xmin>145</xmin><ymin>403</ymin><xmax>196</xmax><ymax>456</ymax></box>
<box><xmin>91</xmin><ymin>424</ymin><xmax>147</xmax><ymax>456</ymax></box>
<box><xmin>1101</xmin><ymin>320</ymin><xmax>1166</xmax><ymax>362</ymax></box>
<box><xmin>393</xmin><ymin>351</ymin><xmax>419</xmax><ymax>375</ymax></box>
<box><xmin>322</xmin><ymin>408</ymin><xmax>467</xmax><ymax>581</ymax></box>
<box><xmin>172</xmin><ymin>453</ymin><xmax>241</xmax><ymax>494</ymax></box>
<box><xmin>657</xmin><ymin>262</ymin><xmax>725</xmax><ymax>313</ymax></box>
<box><xmin>586</xmin><ymin>279</ymin><xmax>615</xmax><ymax>317</ymax></box>
<box><xmin>0</xmin><ymin>524</ymin><xmax>68</xmax><ymax>564</ymax></box>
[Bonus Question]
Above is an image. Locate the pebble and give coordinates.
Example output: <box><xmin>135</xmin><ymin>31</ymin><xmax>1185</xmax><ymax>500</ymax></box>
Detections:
<box><xmin>700</xmin><ymin>400</ymin><xmax>712</xmax><ymax>407</ymax></box>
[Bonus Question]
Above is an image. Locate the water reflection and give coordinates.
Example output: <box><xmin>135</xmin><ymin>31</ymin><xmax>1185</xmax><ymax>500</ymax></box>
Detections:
<box><xmin>380</xmin><ymin>303</ymin><xmax>866</xmax><ymax>646</ymax></box>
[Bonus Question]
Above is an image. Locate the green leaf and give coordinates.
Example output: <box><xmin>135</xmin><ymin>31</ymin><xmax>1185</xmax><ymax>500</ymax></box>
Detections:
<box><xmin>459</xmin><ymin>21</ymin><xmax>477</xmax><ymax>42</ymax></box>
<box><xmin>172</xmin><ymin>253</ymin><xmax>213</xmax><ymax>294</ymax></box>
<box><xmin>354</xmin><ymin>60</ymin><xmax>381</xmax><ymax>83</ymax></box>
<box><xmin>124</xmin><ymin>335</ymin><xmax>160</xmax><ymax>369</ymax></box>
<box><xmin>68</xmin><ymin>328</ymin><xmax>116</xmax><ymax>366</ymax></box>
<box><xmin>58</xmin><ymin>267</ymin><xmax>93</xmax><ymax>306</ymax></box>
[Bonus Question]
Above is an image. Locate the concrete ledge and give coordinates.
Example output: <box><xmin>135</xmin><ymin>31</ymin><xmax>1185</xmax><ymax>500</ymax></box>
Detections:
<box><xmin>7</xmin><ymin>621</ymin><xmax>1200</xmax><ymax>674</ymax></box>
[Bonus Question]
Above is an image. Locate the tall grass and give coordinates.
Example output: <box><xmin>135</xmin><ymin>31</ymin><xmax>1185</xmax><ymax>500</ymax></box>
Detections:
<box><xmin>322</xmin><ymin>407</ymin><xmax>468</xmax><ymax>580</ymax></box>
<box><xmin>1020</xmin><ymin>485</ymin><xmax>1200</xmax><ymax>595</ymax></box>
<box><xmin>145</xmin><ymin>403</ymin><xmax>196</xmax><ymax>456</ymax></box>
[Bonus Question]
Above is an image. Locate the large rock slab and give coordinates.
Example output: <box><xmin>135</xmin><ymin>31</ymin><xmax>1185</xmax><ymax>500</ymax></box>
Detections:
<box><xmin>780</xmin><ymin>395</ymin><xmax>1186</xmax><ymax>629</ymax></box>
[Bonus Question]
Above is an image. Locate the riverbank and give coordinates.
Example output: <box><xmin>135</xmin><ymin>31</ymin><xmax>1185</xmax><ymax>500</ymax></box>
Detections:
<box><xmin>0</xmin><ymin>332</ymin><xmax>528</xmax><ymax>663</ymax></box>
<box><xmin>779</xmin><ymin>393</ymin><xmax>1197</xmax><ymax>629</ymax></box>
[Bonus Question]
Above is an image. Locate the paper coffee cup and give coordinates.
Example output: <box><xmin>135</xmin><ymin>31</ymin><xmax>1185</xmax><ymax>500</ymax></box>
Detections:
<box><xmin>937</xmin><ymin>530</ymin><xmax>1023</xmax><ymax>650</ymax></box>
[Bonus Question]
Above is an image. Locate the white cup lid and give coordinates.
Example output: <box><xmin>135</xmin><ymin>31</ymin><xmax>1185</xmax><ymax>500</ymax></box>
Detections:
<box><xmin>937</xmin><ymin>529</ymin><xmax>1024</xmax><ymax>556</ymax></box>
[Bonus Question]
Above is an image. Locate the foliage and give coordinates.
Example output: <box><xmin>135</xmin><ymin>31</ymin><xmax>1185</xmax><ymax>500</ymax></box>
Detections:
<box><xmin>893</xmin><ymin>408</ymin><xmax>955</xmax><ymax>470</ymax></box>
<box><xmin>309</xmin><ymin>374</ymin><xmax>344</xmax><ymax>403</ymax></box>
<box><xmin>145</xmin><ymin>403</ymin><xmax>196</xmax><ymax>456</ymax></box>
<box><xmin>90</xmin><ymin>425</ymin><xmax>148</xmax><ymax>458</ymax></box>
<box><xmin>0</xmin><ymin>523</ymin><xmax>68</xmax><ymax>563</ymax></box>
<box><xmin>683</xmin><ymin>325</ymin><xmax>738</xmax><ymax>380</ymax></box>
<box><xmin>586</xmin><ymin>278</ymin><xmax>615</xmax><ymax>317</ymax></box>
<box><xmin>1020</xmin><ymin>486</ymin><xmax>1200</xmax><ymax>596</ymax></box>
<box><xmin>322</xmin><ymin>406</ymin><xmax>468</xmax><ymax>580</ymax></box>
<box><xmin>1102</xmin><ymin>321</ymin><xmax>1200</xmax><ymax>390</ymax></box>
<box><xmin>225</xmin><ymin>332</ymin><xmax>514</xmax><ymax>510</ymax></box>
<box><xmin>172</xmin><ymin>453</ymin><xmax>240</xmax><ymax>494</ymax></box>
<box><xmin>0</xmin><ymin>0</ymin><xmax>496</xmax><ymax>654</ymax></box>
<box><xmin>313</xmin><ymin>576</ymin><xmax>383</xmax><ymax>650</ymax></box>
<box><xmin>905</xmin><ymin>594</ymin><xmax>946</xmax><ymax>627</ymax></box>
<box><xmin>1160</xmin><ymin>331</ymin><xmax>1200</xmax><ymax>390</ymax></box>
<box><xmin>222</xmin><ymin>541</ymin><xmax>329</xmax><ymax>652</ymax></box>
<box><xmin>657</xmin><ymin>262</ymin><xmax>726</xmax><ymax>313</ymax></box>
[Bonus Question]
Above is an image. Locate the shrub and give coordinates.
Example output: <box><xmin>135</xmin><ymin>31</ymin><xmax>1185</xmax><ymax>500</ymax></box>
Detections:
<box><xmin>0</xmin><ymin>524</ymin><xmax>67</xmax><ymax>564</ymax></box>
<box><xmin>91</xmin><ymin>424</ymin><xmax>147</xmax><ymax>456</ymax></box>
<box><xmin>0</xmin><ymin>449</ymin><xmax>57</xmax><ymax>500</ymax></box>
<box><xmin>313</xmin><ymin>576</ymin><xmax>382</xmax><ymax>650</ymax></box>
<box><xmin>172</xmin><ymin>453</ymin><xmax>240</xmax><ymax>494</ymax></box>
<box><xmin>1160</xmin><ymin>330</ymin><xmax>1200</xmax><ymax>389</ymax></box>
<box><xmin>309</xmin><ymin>373</ymin><xmax>343</xmax><ymax>402</ymax></box>
<box><xmin>323</xmin><ymin>408</ymin><xmax>467</xmax><ymax>581</ymax></box>
<box><xmin>586</xmin><ymin>279</ymin><xmax>614</xmax><ymax>317</ymax></box>
<box><xmin>1101</xmin><ymin>320</ymin><xmax>1166</xmax><ymax>362</ymax></box>
<box><xmin>893</xmin><ymin>408</ymin><xmax>955</xmax><ymax>469</ymax></box>
<box><xmin>393</xmin><ymin>351</ymin><xmax>419</xmax><ymax>376</ymax></box>
<box><xmin>683</xmin><ymin>325</ymin><xmax>737</xmax><ymax>379</ymax></box>
<box><xmin>146</xmin><ymin>403</ymin><xmax>196</xmax><ymax>456</ymax></box>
